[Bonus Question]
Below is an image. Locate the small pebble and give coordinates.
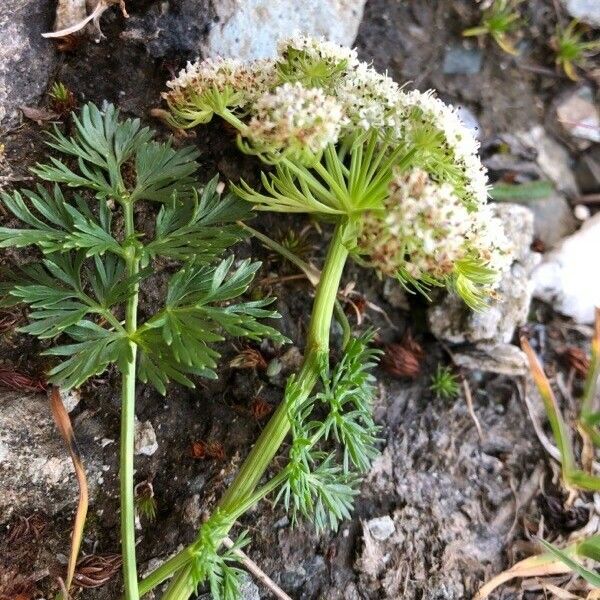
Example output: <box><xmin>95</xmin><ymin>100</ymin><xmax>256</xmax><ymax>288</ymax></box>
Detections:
<box><xmin>367</xmin><ymin>515</ymin><xmax>395</xmax><ymax>541</ymax></box>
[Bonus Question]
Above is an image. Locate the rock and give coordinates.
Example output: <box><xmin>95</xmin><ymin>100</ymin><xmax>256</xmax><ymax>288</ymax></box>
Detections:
<box><xmin>366</xmin><ymin>515</ymin><xmax>395</xmax><ymax>541</ymax></box>
<box><xmin>515</xmin><ymin>127</ymin><xmax>579</xmax><ymax>198</ymax></box>
<box><xmin>123</xmin><ymin>0</ymin><xmax>213</xmax><ymax>60</ymax></box>
<box><xmin>525</xmin><ymin>192</ymin><xmax>577</xmax><ymax>249</ymax></box>
<box><xmin>533</xmin><ymin>212</ymin><xmax>600</xmax><ymax>324</ymax></box>
<box><xmin>575</xmin><ymin>145</ymin><xmax>600</xmax><ymax>194</ymax></box>
<box><xmin>562</xmin><ymin>0</ymin><xmax>600</xmax><ymax>27</ymax></box>
<box><xmin>202</xmin><ymin>0</ymin><xmax>367</xmax><ymax>60</ymax></box>
<box><xmin>442</xmin><ymin>45</ymin><xmax>482</xmax><ymax>75</ymax></box>
<box><xmin>383</xmin><ymin>278</ymin><xmax>410</xmax><ymax>310</ymax></box>
<box><xmin>181</xmin><ymin>494</ymin><xmax>202</xmax><ymax>525</ymax></box>
<box><xmin>428</xmin><ymin>204</ymin><xmax>539</xmax><ymax>345</ymax></box>
<box><xmin>197</xmin><ymin>574</ymin><xmax>259</xmax><ymax>600</ymax></box>
<box><xmin>556</xmin><ymin>86</ymin><xmax>600</xmax><ymax>145</ymax></box>
<box><xmin>574</xmin><ymin>204</ymin><xmax>591</xmax><ymax>221</ymax></box>
<box><xmin>59</xmin><ymin>387</ymin><xmax>81</xmax><ymax>413</ymax></box>
<box><xmin>134</xmin><ymin>419</ymin><xmax>158</xmax><ymax>456</ymax></box>
<box><xmin>0</xmin><ymin>392</ymin><xmax>101</xmax><ymax>521</ymax></box>
<box><xmin>0</xmin><ymin>0</ymin><xmax>56</xmax><ymax>126</ymax></box>
<box><xmin>452</xmin><ymin>344</ymin><xmax>528</xmax><ymax>376</ymax></box>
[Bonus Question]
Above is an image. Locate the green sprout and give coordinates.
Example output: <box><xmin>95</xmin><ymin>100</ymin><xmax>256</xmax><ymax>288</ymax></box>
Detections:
<box><xmin>463</xmin><ymin>0</ymin><xmax>522</xmax><ymax>55</ymax></box>
<box><xmin>135</xmin><ymin>481</ymin><xmax>157</xmax><ymax>523</ymax></box>
<box><xmin>49</xmin><ymin>81</ymin><xmax>76</xmax><ymax>114</ymax></box>
<box><xmin>136</xmin><ymin>36</ymin><xmax>511</xmax><ymax>600</ymax></box>
<box><xmin>429</xmin><ymin>365</ymin><xmax>459</xmax><ymax>399</ymax></box>
<box><xmin>552</xmin><ymin>20</ymin><xmax>600</xmax><ymax>81</ymax></box>
<box><xmin>0</xmin><ymin>103</ymin><xmax>285</xmax><ymax>600</ymax></box>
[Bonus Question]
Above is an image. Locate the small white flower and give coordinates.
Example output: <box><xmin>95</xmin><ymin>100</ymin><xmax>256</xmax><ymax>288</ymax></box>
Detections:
<box><xmin>246</xmin><ymin>82</ymin><xmax>346</xmax><ymax>160</ymax></box>
<box><xmin>336</xmin><ymin>61</ymin><xmax>402</xmax><ymax>131</ymax></box>
<box><xmin>165</xmin><ymin>57</ymin><xmax>277</xmax><ymax>108</ymax></box>
<box><xmin>396</xmin><ymin>90</ymin><xmax>489</xmax><ymax>207</ymax></box>
<box><xmin>278</xmin><ymin>35</ymin><xmax>360</xmax><ymax>70</ymax></box>
<box><xmin>358</xmin><ymin>168</ymin><xmax>511</xmax><ymax>294</ymax></box>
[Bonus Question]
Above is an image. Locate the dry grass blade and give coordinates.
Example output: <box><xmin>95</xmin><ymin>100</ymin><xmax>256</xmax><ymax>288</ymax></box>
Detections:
<box><xmin>473</xmin><ymin>550</ymin><xmax>572</xmax><ymax>599</ymax></box>
<box><xmin>521</xmin><ymin>336</ymin><xmax>577</xmax><ymax>474</ymax></box>
<box><xmin>50</xmin><ymin>386</ymin><xmax>89</xmax><ymax>598</ymax></box>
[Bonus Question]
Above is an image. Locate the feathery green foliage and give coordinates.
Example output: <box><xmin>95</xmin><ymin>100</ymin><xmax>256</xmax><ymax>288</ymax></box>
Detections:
<box><xmin>0</xmin><ymin>102</ymin><xmax>286</xmax><ymax>600</ymax></box>
<box><xmin>0</xmin><ymin>102</ymin><xmax>283</xmax><ymax>394</ymax></box>
<box><xmin>276</xmin><ymin>332</ymin><xmax>381</xmax><ymax>532</ymax></box>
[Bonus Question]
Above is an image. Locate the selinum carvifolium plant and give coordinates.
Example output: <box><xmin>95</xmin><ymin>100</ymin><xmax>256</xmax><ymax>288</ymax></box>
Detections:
<box><xmin>0</xmin><ymin>103</ymin><xmax>286</xmax><ymax>599</ymax></box>
<box><xmin>134</xmin><ymin>37</ymin><xmax>514</xmax><ymax>600</ymax></box>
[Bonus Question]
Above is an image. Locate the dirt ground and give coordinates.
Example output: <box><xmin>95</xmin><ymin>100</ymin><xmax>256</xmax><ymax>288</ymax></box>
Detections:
<box><xmin>1</xmin><ymin>1</ymin><xmax>598</xmax><ymax>599</ymax></box>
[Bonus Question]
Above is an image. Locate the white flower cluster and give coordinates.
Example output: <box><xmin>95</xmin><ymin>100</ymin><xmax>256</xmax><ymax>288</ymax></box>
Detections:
<box><xmin>358</xmin><ymin>168</ymin><xmax>511</xmax><ymax>287</ymax></box>
<box><xmin>165</xmin><ymin>57</ymin><xmax>276</xmax><ymax>108</ymax></box>
<box><xmin>277</xmin><ymin>35</ymin><xmax>360</xmax><ymax>73</ymax></box>
<box><xmin>246</xmin><ymin>82</ymin><xmax>346</xmax><ymax>159</ymax></box>
<box><xmin>396</xmin><ymin>90</ymin><xmax>489</xmax><ymax>207</ymax></box>
<box><xmin>165</xmin><ymin>37</ymin><xmax>507</xmax><ymax>296</ymax></box>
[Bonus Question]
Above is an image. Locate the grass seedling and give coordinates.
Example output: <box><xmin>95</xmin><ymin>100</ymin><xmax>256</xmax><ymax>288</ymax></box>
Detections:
<box><xmin>136</xmin><ymin>36</ymin><xmax>514</xmax><ymax>600</ymax></box>
<box><xmin>49</xmin><ymin>81</ymin><xmax>77</xmax><ymax>115</ymax></box>
<box><xmin>0</xmin><ymin>103</ymin><xmax>285</xmax><ymax>599</ymax></box>
<box><xmin>521</xmin><ymin>308</ymin><xmax>600</xmax><ymax>492</ymax></box>
<box><xmin>552</xmin><ymin>20</ymin><xmax>600</xmax><ymax>81</ymax></box>
<box><xmin>430</xmin><ymin>365</ymin><xmax>459</xmax><ymax>399</ymax></box>
<box><xmin>463</xmin><ymin>0</ymin><xmax>522</xmax><ymax>55</ymax></box>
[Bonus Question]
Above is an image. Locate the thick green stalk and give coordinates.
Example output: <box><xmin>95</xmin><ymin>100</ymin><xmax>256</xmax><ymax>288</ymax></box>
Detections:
<box><xmin>121</xmin><ymin>199</ymin><xmax>141</xmax><ymax>600</ymax></box>
<box><xmin>147</xmin><ymin>223</ymin><xmax>350</xmax><ymax>599</ymax></box>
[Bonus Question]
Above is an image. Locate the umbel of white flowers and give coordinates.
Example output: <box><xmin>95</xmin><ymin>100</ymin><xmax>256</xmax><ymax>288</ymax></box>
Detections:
<box><xmin>164</xmin><ymin>36</ymin><xmax>512</xmax><ymax>308</ymax></box>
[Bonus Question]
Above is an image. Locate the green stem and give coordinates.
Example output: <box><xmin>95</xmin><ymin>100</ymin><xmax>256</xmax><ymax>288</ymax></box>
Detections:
<box><xmin>121</xmin><ymin>199</ymin><xmax>140</xmax><ymax>600</ymax></box>
<box><xmin>143</xmin><ymin>223</ymin><xmax>350</xmax><ymax>599</ymax></box>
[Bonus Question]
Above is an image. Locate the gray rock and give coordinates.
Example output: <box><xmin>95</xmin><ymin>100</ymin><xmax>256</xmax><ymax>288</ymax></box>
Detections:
<box><xmin>556</xmin><ymin>86</ymin><xmax>600</xmax><ymax>145</ymax></box>
<box><xmin>515</xmin><ymin>127</ymin><xmax>579</xmax><ymax>198</ymax></box>
<box><xmin>202</xmin><ymin>0</ymin><xmax>366</xmax><ymax>60</ymax></box>
<box><xmin>428</xmin><ymin>204</ymin><xmax>539</xmax><ymax>345</ymax></box>
<box><xmin>562</xmin><ymin>0</ymin><xmax>600</xmax><ymax>26</ymax></box>
<box><xmin>533</xmin><ymin>211</ymin><xmax>600</xmax><ymax>324</ymax></box>
<box><xmin>0</xmin><ymin>0</ymin><xmax>56</xmax><ymax>126</ymax></box>
<box><xmin>0</xmin><ymin>392</ymin><xmax>101</xmax><ymax>521</ymax></box>
<box><xmin>134</xmin><ymin>418</ymin><xmax>158</xmax><ymax>456</ymax></box>
<box><xmin>452</xmin><ymin>344</ymin><xmax>528</xmax><ymax>376</ymax></box>
<box><xmin>442</xmin><ymin>45</ymin><xmax>482</xmax><ymax>75</ymax></box>
<box><xmin>197</xmin><ymin>573</ymin><xmax>259</xmax><ymax>600</ymax></box>
<box><xmin>59</xmin><ymin>388</ymin><xmax>81</xmax><ymax>413</ymax></box>
<box><xmin>525</xmin><ymin>192</ymin><xmax>577</xmax><ymax>249</ymax></box>
<box><xmin>366</xmin><ymin>515</ymin><xmax>395</xmax><ymax>541</ymax></box>
<box><xmin>575</xmin><ymin>145</ymin><xmax>600</xmax><ymax>194</ymax></box>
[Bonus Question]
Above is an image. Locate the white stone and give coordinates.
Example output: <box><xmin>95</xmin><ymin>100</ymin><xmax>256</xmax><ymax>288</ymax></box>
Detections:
<box><xmin>59</xmin><ymin>387</ymin><xmax>81</xmax><ymax>413</ymax></box>
<box><xmin>134</xmin><ymin>419</ymin><xmax>158</xmax><ymax>456</ymax></box>
<box><xmin>516</xmin><ymin>127</ymin><xmax>579</xmax><ymax>197</ymax></box>
<box><xmin>202</xmin><ymin>0</ymin><xmax>366</xmax><ymax>60</ymax></box>
<box><xmin>563</xmin><ymin>0</ymin><xmax>600</xmax><ymax>27</ymax></box>
<box><xmin>556</xmin><ymin>86</ymin><xmax>600</xmax><ymax>144</ymax></box>
<box><xmin>452</xmin><ymin>344</ymin><xmax>528</xmax><ymax>376</ymax></box>
<box><xmin>533</xmin><ymin>212</ymin><xmax>600</xmax><ymax>324</ymax></box>
<box><xmin>366</xmin><ymin>515</ymin><xmax>395</xmax><ymax>541</ymax></box>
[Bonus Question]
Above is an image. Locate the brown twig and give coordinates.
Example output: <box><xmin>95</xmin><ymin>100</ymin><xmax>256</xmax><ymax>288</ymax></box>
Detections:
<box><xmin>222</xmin><ymin>536</ymin><xmax>292</xmax><ymax>600</ymax></box>
<box><xmin>462</xmin><ymin>377</ymin><xmax>484</xmax><ymax>441</ymax></box>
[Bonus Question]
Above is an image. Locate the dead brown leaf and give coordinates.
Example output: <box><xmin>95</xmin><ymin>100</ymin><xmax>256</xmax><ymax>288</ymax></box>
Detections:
<box><xmin>20</xmin><ymin>106</ymin><xmax>60</xmax><ymax>124</ymax></box>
